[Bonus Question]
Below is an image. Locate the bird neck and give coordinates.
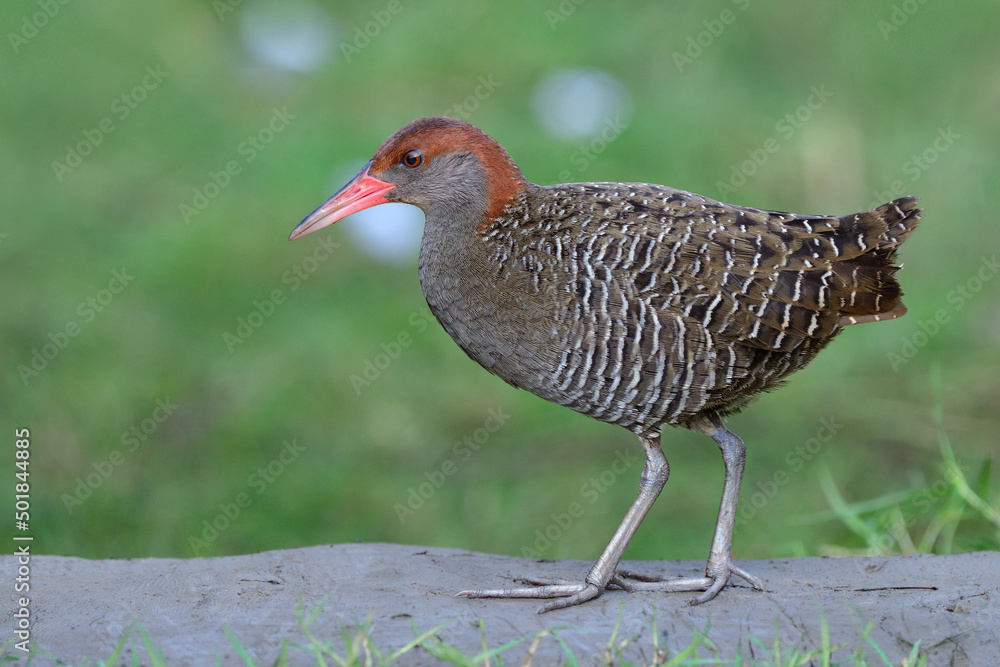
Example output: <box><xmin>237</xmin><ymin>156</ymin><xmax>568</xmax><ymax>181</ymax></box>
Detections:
<box><xmin>416</xmin><ymin>183</ymin><xmax>540</xmax><ymax>371</ymax></box>
<box><xmin>417</xmin><ymin>192</ymin><xmax>496</xmax><ymax>305</ymax></box>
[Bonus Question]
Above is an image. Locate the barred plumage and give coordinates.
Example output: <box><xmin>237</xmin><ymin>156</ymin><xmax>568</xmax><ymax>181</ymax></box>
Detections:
<box><xmin>466</xmin><ymin>183</ymin><xmax>921</xmax><ymax>435</ymax></box>
<box><xmin>291</xmin><ymin>116</ymin><xmax>922</xmax><ymax>611</ymax></box>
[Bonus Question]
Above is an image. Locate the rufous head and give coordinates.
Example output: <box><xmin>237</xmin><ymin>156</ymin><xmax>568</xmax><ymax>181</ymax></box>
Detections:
<box><xmin>290</xmin><ymin>116</ymin><xmax>528</xmax><ymax>240</ymax></box>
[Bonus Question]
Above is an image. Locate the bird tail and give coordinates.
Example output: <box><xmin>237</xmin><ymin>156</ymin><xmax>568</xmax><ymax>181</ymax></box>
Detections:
<box><xmin>834</xmin><ymin>197</ymin><xmax>922</xmax><ymax>326</ymax></box>
<box><xmin>870</xmin><ymin>196</ymin><xmax>922</xmax><ymax>251</ymax></box>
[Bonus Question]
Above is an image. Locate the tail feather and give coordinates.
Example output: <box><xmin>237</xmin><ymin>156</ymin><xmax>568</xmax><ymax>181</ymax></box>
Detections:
<box><xmin>840</xmin><ymin>196</ymin><xmax>922</xmax><ymax>250</ymax></box>
<box><xmin>721</xmin><ymin>197</ymin><xmax>922</xmax><ymax>350</ymax></box>
<box><xmin>832</xmin><ymin>197</ymin><xmax>921</xmax><ymax>326</ymax></box>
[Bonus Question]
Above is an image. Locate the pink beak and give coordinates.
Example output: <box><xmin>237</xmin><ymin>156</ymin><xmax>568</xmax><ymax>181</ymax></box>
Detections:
<box><xmin>289</xmin><ymin>161</ymin><xmax>395</xmax><ymax>240</ymax></box>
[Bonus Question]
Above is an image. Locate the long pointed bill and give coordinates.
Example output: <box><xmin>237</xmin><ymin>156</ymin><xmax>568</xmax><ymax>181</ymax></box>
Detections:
<box><xmin>289</xmin><ymin>161</ymin><xmax>395</xmax><ymax>240</ymax></box>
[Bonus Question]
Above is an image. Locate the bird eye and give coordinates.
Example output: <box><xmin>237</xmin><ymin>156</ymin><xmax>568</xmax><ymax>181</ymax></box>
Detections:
<box><xmin>401</xmin><ymin>149</ymin><xmax>423</xmax><ymax>168</ymax></box>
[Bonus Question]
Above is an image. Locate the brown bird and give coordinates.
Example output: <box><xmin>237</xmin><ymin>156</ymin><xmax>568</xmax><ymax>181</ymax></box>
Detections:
<box><xmin>290</xmin><ymin>116</ymin><xmax>921</xmax><ymax>612</ymax></box>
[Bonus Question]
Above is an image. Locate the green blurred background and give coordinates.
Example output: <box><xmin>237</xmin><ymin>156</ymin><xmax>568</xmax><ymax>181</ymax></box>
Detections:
<box><xmin>3</xmin><ymin>0</ymin><xmax>998</xmax><ymax>565</ymax></box>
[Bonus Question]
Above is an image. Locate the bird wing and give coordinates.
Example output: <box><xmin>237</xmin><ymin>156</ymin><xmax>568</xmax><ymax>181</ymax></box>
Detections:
<box><xmin>566</xmin><ymin>185</ymin><xmax>922</xmax><ymax>354</ymax></box>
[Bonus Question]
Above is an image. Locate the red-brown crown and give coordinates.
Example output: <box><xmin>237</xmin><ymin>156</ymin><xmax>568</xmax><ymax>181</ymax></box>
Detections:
<box><xmin>369</xmin><ymin>116</ymin><xmax>529</xmax><ymax>221</ymax></box>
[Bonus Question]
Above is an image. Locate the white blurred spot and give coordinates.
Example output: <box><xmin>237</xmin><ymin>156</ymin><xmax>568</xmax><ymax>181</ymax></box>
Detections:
<box><xmin>532</xmin><ymin>68</ymin><xmax>633</xmax><ymax>140</ymax></box>
<box><xmin>342</xmin><ymin>204</ymin><xmax>425</xmax><ymax>265</ymax></box>
<box><xmin>240</xmin><ymin>0</ymin><xmax>337</xmax><ymax>72</ymax></box>
<box><xmin>328</xmin><ymin>164</ymin><xmax>425</xmax><ymax>266</ymax></box>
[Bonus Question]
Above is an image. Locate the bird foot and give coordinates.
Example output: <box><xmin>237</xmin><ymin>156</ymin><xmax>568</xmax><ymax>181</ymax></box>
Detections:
<box><xmin>456</xmin><ymin>562</ymin><xmax>765</xmax><ymax>612</ymax></box>
<box><xmin>457</xmin><ymin>577</ymin><xmax>605</xmax><ymax>613</ymax></box>
<box><xmin>616</xmin><ymin>561</ymin><xmax>766</xmax><ymax>605</ymax></box>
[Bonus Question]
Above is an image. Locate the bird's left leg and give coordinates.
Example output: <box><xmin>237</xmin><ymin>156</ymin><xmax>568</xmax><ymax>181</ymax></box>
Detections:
<box><xmin>691</xmin><ymin>414</ymin><xmax>766</xmax><ymax>603</ymax></box>
<box><xmin>458</xmin><ymin>434</ymin><xmax>670</xmax><ymax>613</ymax></box>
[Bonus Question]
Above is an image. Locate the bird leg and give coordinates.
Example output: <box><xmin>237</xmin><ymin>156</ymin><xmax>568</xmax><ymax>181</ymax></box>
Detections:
<box><xmin>458</xmin><ymin>435</ymin><xmax>670</xmax><ymax>613</ymax></box>
<box><xmin>694</xmin><ymin>415</ymin><xmax>766</xmax><ymax>603</ymax></box>
<box><xmin>615</xmin><ymin>414</ymin><xmax>766</xmax><ymax>604</ymax></box>
<box><xmin>458</xmin><ymin>417</ymin><xmax>765</xmax><ymax>612</ymax></box>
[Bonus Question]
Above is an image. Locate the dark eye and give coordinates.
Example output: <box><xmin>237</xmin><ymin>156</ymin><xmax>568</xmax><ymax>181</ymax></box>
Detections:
<box><xmin>401</xmin><ymin>149</ymin><xmax>423</xmax><ymax>168</ymax></box>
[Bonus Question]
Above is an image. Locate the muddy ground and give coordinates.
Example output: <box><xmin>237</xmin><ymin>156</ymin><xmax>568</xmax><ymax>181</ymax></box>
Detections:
<box><xmin>3</xmin><ymin>544</ymin><xmax>997</xmax><ymax>665</ymax></box>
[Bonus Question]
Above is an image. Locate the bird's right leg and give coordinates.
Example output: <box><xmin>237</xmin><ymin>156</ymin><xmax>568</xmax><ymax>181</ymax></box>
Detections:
<box><xmin>457</xmin><ymin>434</ymin><xmax>670</xmax><ymax>613</ymax></box>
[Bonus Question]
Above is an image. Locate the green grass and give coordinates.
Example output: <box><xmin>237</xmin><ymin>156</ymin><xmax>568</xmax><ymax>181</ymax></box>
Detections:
<box><xmin>794</xmin><ymin>366</ymin><xmax>999</xmax><ymax>557</ymax></box>
<box><xmin>2</xmin><ymin>0</ymin><xmax>999</xmax><ymax>574</ymax></box>
<box><xmin>3</xmin><ymin>604</ymin><xmax>938</xmax><ymax>667</ymax></box>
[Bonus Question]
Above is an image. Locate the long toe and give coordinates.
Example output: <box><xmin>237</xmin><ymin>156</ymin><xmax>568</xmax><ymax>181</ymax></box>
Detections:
<box><xmin>730</xmin><ymin>563</ymin><xmax>767</xmax><ymax>591</ymax></box>
<box><xmin>614</xmin><ymin>571</ymin><xmax>714</xmax><ymax>592</ymax></box>
<box><xmin>513</xmin><ymin>576</ymin><xmax>576</xmax><ymax>586</ymax></box>
<box><xmin>614</xmin><ymin>569</ymin><xmax>667</xmax><ymax>583</ymax></box>
<box><xmin>609</xmin><ymin>563</ymin><xmax>766</xmax><ymax>602</ymax></box>
<box><xmin>537</xmin><ymin>582</ymin><xmax>602</xmax><ymax>613</ymax></box>
<box><xmin>689</xmin><ymin>575</ymin><xmax>729</xmax><ymax>606</ymax></box>
<box><xmin>689</xmin><ymin>562</ymin><xmax>767</xmax><ymax>606</ymax></box>
<box><xmin>457</xmin><ymin>582</ymin><xmax>588</xmax><ymax>599</ymax></box>
<box><xmin>457</xmin><ymin>577</ymin><xmax>610</xmax><ymax>612</ymax></box>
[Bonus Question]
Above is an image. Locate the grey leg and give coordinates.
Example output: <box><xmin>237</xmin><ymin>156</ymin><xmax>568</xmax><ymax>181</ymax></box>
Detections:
<box><xmin>689</xmin><ymin>413</ymin><xmax>766</xmax><ymax>603</ymax></box>
<box><xmin>458</xmin><ymin>434</ymin><xmax>670</xmax><ymax>613</ymax></box>
<box><xmin>458</xmin><ymin>416</ymin><xmax>765</xmax><ymax>611</ymax></box>
<box><xmin>613</xmin><ymin>414</ymin><xmax>765</xmax><ymax>603</ymax></box>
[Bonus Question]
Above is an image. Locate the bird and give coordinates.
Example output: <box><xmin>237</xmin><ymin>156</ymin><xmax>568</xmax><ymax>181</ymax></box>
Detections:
<box><xmin>289</xmin><ymin>116</ymin><xmax>921</xmax><ymax>613</ymax></box>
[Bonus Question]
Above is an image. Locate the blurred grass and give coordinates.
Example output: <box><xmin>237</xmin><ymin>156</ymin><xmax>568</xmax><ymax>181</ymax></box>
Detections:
<box><xmin>2</xmin><ymin>0</ymin><xmax>998</xmax><ymax>565</ymax></box>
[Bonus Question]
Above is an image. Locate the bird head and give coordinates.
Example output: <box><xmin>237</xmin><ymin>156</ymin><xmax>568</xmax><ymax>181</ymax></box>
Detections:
<box><xmin>290</xmin><ymin>116</ymin><xmax>527</xmax><ymax>240</ymax></box>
